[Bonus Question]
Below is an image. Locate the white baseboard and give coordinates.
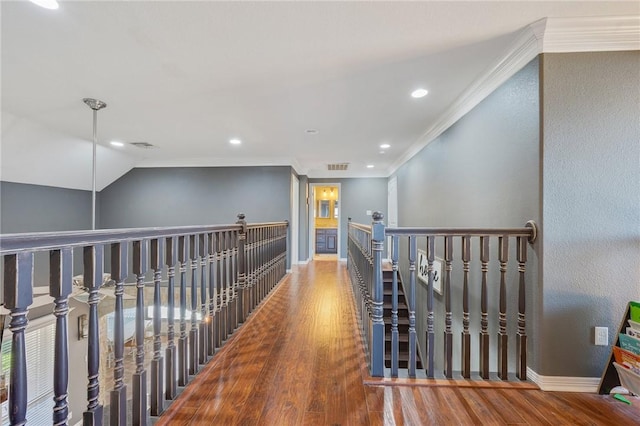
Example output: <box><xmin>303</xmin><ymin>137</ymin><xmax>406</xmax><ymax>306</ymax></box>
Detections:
<box><xmin>286</xmin><ymin>269</ymin><xmax>292</xmax><ymax>273</ymax></box>
<box><xmin>339</xmin><ymin>257</ymin><xmax>347</xmax><ymax>263</ymax></box>
<box><xmin>527</xmin><ymin>367</ymin><xmax>600</xmax><ymax>392</ymax></box>
<box><xmin>296</xmin><ymin>259</ymin><xmax>309</xmax><ymax>265</ymax></box>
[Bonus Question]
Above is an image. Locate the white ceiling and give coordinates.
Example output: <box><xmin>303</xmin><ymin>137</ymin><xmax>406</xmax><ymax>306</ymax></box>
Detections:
<box><xmin>1</xmin><ymin>1</ymin><xmax>639</xmax><ymax>190</ymax></box>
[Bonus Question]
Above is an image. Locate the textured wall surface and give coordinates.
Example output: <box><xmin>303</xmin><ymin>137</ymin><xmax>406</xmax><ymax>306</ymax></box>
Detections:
<box><xmin>309</xmin><ymin>178</ymin><xmax>387</xmax><ymax>259</ymax></box>
<box><xmin>540</xmin><ymin>51</ymin><xmax>640</xmax><ymax>377</ymax></box>
<box><xmin>393</xmin><ymin>58</ymin><xmax>540</xmax><ymax>372</ymax></box>
<box><xmin>99</xmin><ymin>166</ymin><xmax>292</xmax><ymax>228</ymax></box>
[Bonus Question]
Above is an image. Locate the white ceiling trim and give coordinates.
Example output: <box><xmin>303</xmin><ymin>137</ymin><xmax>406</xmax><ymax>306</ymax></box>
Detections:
<box><xmin>387</xmin><ymin>15</ymin><xmax>640</xmax><ymax>177</ymax></box>
<box><xmin>541</xmin><ymin>15</ymin><xmax>640</xmax><ymax>53</ymax></box>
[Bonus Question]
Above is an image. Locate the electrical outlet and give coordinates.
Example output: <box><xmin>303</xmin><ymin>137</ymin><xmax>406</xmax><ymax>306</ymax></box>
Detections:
<box><xmin>595</xmin><ymin>326</ymin><xmax>608</xmax><ymax>346</ymax></box>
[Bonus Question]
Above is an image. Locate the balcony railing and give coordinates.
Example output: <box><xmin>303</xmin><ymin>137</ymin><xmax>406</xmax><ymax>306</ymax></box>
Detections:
<box><xmin>0</xmin><ymin>214</ymin><xmax>288</xmax><ymax>425</ymax></box>
<box><xmin>348</xmin><ymin>212</ymin><xmax>537</xmax><ymax>380</ymax></box>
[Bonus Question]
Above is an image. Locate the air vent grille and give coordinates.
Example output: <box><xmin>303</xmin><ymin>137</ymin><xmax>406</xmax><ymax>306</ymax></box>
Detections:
<box><xmin>327</xmin><ymin>163</ymin><xmax>349</xmax><ymax>171</ymax></box>
<box><xmin>130</xmin><ymin>142</ymin><xmax>156</xmax><ymax>149</ymax></box>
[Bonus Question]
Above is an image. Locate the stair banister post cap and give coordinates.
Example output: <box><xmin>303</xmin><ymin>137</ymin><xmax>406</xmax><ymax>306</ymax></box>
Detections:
<box><xmin>237</xmin><ymin>213</ymin><xmax>246</xmax><ymax>221</ymax></box>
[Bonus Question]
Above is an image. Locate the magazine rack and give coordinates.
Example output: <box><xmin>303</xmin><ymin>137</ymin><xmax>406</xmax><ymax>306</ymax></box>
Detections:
<box><xmin>598</xmin><ymin>302</ymin><xmax>639</xmax><ymax>394</ymax></box>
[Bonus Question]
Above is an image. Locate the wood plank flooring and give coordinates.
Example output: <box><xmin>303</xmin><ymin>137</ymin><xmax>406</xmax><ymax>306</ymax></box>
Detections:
<box><xmin>156</xmin><ymin>260</ymin><xmax>640</xmax><ymax>425</ymax></box>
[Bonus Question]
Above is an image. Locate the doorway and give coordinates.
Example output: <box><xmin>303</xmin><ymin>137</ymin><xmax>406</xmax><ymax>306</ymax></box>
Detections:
<box><xmin>309</xmin><ymin>184</ymin><xmax>340</xmax><ymax>259</ymax></box>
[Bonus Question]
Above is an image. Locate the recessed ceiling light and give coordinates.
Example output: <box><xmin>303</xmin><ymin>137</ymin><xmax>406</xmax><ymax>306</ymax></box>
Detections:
<box><xmin>380</xmin><ymin>143</ymin><xmax>391</xmax><ymax>149</ymax></box>
<box><xmin>366</xmin><ymin>164</ymin><xmax>374</xmax><ymax>169</ymax></box>
<box><xmin>110</xmin><ymin>141</ymin><xmax>124</xmax><ymax>147</ymax></box>
<box><xmin>229</xmin><ymin>138</ymin><xmax>241</xmax><ymax>145</ymax></box>
<box><xmin>29</xmin><ymin>0</ymin><xmax>59</xmax><ymax>9</ymax></box>
<box><xmin>305</xmin><ymin>129</ymin><xmax>319</xmax><ymax>135</ymax></box>
<box><xmin>411</xmin><ymin>88</ymin><xmax>429</xmax><ymax>98</ymax></box>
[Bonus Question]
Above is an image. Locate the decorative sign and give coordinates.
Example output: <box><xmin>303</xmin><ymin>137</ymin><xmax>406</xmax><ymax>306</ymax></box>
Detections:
<box><xmin>417</xmin><ymin>249</ymin><xmax>443</xmax><ymax>295</ymax></box>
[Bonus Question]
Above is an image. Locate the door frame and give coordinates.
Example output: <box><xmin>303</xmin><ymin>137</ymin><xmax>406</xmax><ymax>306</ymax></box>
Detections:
<box><xmin>308</xmin><ymin>182</ymin><xmax>342</xmax><ymax>259</ymax></box>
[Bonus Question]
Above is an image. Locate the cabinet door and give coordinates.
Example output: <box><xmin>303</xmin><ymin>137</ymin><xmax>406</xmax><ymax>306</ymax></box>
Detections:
<box><xmin>327</xmin><ymin>235</ymin><xmax>337</xmax><ymax>251</ymax></box>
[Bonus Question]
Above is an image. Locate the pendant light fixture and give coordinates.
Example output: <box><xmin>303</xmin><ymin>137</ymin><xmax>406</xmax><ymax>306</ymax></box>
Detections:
<box><xmin>83</xmin><ymin>98</ymin><xmax>107</xmax><ymax>230</ymax></box>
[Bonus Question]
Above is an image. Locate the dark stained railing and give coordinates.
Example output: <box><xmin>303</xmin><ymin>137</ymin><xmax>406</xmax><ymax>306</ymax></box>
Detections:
<box><xmin>348</xmin><ymin>212</ymin><xmax>537</xmax><ymax>380</ymax></box>
<box><xmin>0</xmin><ymin>215</ymin><xmax>288</xmax><ymax>426</ymax></box>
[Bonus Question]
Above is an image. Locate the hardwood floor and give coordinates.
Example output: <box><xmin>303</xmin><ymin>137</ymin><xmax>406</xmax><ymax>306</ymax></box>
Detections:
<box><xmin>156</xmin><ymin>261</ymin><xmax>640</xmax><ymax>425</ymax></box>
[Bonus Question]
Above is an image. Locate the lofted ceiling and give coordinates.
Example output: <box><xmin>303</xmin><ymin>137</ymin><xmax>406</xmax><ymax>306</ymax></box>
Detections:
<box><xmin>1</xmin><ymin>1</ymin><xmax>639</xmax><ymax>190</ymax></box>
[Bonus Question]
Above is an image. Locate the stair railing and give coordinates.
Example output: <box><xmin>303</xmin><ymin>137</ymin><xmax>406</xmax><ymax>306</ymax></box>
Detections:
<box><xmin>348</xmin><ymin>212</ymin><xmax>537</xmax><ymax>380</ymax></box>
<box><xmin>0</xmin><ymin>214</ymin><xmax>288</xmax><ymax>426</ymax></box>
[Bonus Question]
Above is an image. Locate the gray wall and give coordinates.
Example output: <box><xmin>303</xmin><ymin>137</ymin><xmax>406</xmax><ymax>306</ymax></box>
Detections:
<box><xmin>309</xmin><ymin>178</ymin><xmax>387</xmax><ymax>259</ymax></box>
<box><xmin>0</xmin><ymin>181</ymin><xmax>92</xmax><ymax>233</ymax></box>
<box><xmin>539</xmin><ymin>51</ymin><xmax>640</xmax><ymax>377</ymax></box>
<box><xmin>0</xmin><ymin>181</ymin><xmax>91</xmax><ymax>425</ymax></box>
<box><xmin>99</xmin><ymin>166</ymin><xmax>292</xmax><ymax>228</ymax></box>
<box><xmin>392</xmin><ymin>58</ymin><xmax>540</xmax><ymax>373</ymax></box>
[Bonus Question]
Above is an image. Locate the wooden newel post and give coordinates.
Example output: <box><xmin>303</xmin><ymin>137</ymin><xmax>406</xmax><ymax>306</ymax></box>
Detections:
<box><xmin>83</xmin><ymin>245</ymin><xmax>104</xmax><ymax>426</ymax></box>
<box><xmin>4</xmin><ymin>252</ymin><xmax>33</xmax><ymax>426</ymax></box>
<box><xmin>370</xmin><ymin>211</ymin><xmax>385</xmax><ymax>377</ymax></box>
<box><xmin>236</xmin><ymin>214</ymin><xmax>248</xmax><ymax>323</ymax></box>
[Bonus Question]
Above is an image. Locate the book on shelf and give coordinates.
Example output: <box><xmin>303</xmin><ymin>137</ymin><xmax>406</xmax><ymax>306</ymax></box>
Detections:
<box><xmin>613</xmin><ymin>346</ymin><xmax>640</xmax><ymax>373</ymax></box>
<box><xmin>619</xmin><ymin>333</ymin><xmax>640</xmax><ymax>356</ymax></box>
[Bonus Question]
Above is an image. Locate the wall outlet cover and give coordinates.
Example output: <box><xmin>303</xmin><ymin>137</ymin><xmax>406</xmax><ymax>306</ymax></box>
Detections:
<box><xmin>595</xmin><ymin>326</ymin><xmax>608</xmax><ymax>346</ymax></box>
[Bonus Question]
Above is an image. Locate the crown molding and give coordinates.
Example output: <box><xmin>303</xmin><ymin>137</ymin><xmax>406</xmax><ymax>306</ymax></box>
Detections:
<box><xmin>542</xmin><ymin>16</ymin><xmax>640</xmax><ymax>53</ymax></box>
<box><xmin>388</xmin><ymin>25</ymin><xmax>540</xmax><ymax>175</ymax></box>
<box><xmin>389</xmin><ymin>15</ymin><xmax>640</xmax><ymax>177</ymax></box>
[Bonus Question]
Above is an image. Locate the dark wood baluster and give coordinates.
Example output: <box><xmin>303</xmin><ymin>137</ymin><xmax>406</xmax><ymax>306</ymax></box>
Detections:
<box><xmin>220</xmin><ymin>231</ymin><xmax>229</xmax><ymax>342</ymax></box>
<box><xmin>4</xmin><ymin>253</ymin><xmax>33</xmax><ymax>426</ymax></box>
<box><xmin>198</xmin><ymin>233</ymin><xmax>208</xmax><ymax>365</ymax></box>
<box><xmin>247</xmin><ymin>228</ymin><xmax>254</xmax><ymax>312</ymax></box>
<box><xmin>407</xmin><ymin>235</ymin><xmax>417</xmax><ymax>378</ymax></box>
<box><xmin>214</xmin><ymin>232</ymin><xmax>223</xmax><ymax>349</ymax></box>
<box><xmin>230</xmin><ymin>230</ymin><xmax>238</xmax><ymax>331</ymax></box>
<box><xmin>257</xmin><ymin>228</ymin><xmax>264</xmax><ymax>304</ymax></box>
<box><xmin>226</xmin><ymin>231</ymin><xmax>234</xmax><ymax>336</ymax></box>
<box><xmin>150</xmin><ymin>238</ymin><xmax>164</xmax><ymax>416</ymax></box>
<box><xmin>132</xmin><ymin>240</ymin><xmax>148</xmax><ymax>426</ymax></box>
<box><xmin>189</xmin><ymin>235</ymin><xmax>199</xmax><ymax>375</ymax></box>
<box><xmin>517</xmin><ymin>236</ymin><xmax>528</xmax><ymax>380</ymax></box>
<box><xmin>165</xmin><ymin>236</ymin><xmax>177</xmax><ymax>399</ymax></box>
<box><xmin>425</xmin><ymin>236</ymin><xmax>435</xmax><ymax>378</ymax></box>
<box><xmin>83</xmin><ymin>245</ymin><xmax>104</xmax><ymax>426</ymax></box>
<box><xmin>110</xmin><ymin>242</ymin><xmax>128</xmax><ymax>425</ymax></box>
<box><xmin>461</xmin><ymin>235</ymin><xmax>471</xmax><ymax>379</ymax></box>
<box><xmin>252</xmin><ymin>227</ymin><xmax>256</xmax><ymax>309</ymax></box>
<box><xmin>207</xmin><ymin>233</ymin><xmax>217</xmax><ymax>355</ymax></box>
<box><xmin>479</xmin><ymin>236</ymin><xmax>490</xmax><ymax>379</ymax></box>
<box><xmin>443</xmin><ymin>236</ymin><xmax>454</xmax><ymax>379</ymax></box>
<box><xmin>178</xmin><ymin>236</ymin><xmax>188</xmax><ymax>386</ymax></box>
<box><xmin>497</xmin><ymin>236</ymin><xmax>509</xmax><ymax>380</ymax></box>
<box><xmin>390</xmin><ymin>235</ymin><xmax>399</xmax><ymax>377</ymax></box>
<box><xmin>50</xmin><ymin>249</ymin><xmax>72</xmax><ymax>426</ymax></box>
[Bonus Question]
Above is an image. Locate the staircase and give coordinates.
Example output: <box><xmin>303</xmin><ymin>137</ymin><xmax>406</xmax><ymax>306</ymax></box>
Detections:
<box><xmin>382</xmin><ymin>267</ymin><xmax>423</xmax><ymax>370</ymax></box>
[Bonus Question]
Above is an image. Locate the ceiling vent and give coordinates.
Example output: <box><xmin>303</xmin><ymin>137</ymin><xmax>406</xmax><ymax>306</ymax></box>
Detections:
<box><xmin>130</xmin><ymin>142</ymin><xmax>156</xmax><ymax>149</ymax></box>
<box><xmin>327</xmin><ymin>163</ymin><xmax>349</xmax><ymax>171</ymax></box>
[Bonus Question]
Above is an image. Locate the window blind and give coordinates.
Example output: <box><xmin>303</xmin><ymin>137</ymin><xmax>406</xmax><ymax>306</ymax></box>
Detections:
<box><xmin>1</xmin><ymin>319</ymin><xmax>56</xmax><ymax>425</ymax></box>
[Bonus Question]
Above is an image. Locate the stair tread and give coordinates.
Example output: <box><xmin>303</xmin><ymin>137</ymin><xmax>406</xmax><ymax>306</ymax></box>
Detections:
<box><xmin>385</xmin><ymin>334</ymin><xmax>410</xmax><ymax>342</ymax></box>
